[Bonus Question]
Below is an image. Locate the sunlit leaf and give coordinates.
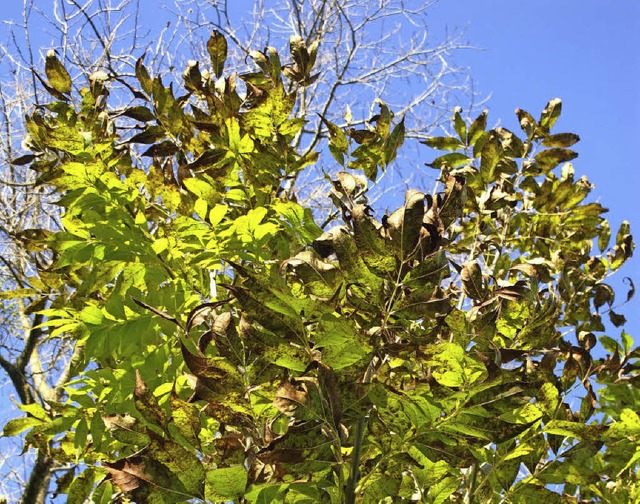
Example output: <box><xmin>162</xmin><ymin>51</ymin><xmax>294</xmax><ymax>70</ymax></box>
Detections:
<box><xmin>207</xmin><ymin>30</ymin><xmax>228</xmax><ymax>78</ymax></box>
<box><xmin>45</xmin><ymin>50</ymin><xmax>72</xmax><ymax>94</ymax></box>
<box><xmin>205</xmin><ymin>466</ymin><xmax>248</xmax><ymax>501</ymax></box>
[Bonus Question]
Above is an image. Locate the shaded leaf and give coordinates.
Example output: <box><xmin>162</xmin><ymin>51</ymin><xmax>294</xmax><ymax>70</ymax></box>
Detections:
<box><xmin>10</xmin><ymin>154</ymin><xmax>37</xmax><ymax>166</ymax></box>
<box><xmin>121</xmin><ymin>106</ymin><xmax>156</xmax><ymax>122</ymax></box>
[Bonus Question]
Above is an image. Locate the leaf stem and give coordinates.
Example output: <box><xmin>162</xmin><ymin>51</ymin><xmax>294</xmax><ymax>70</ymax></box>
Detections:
<box><xmin>345</xmin><ymin>357</ymin><xmax>376</xmax><ymax>504</ymax></box>
<box><xmin>465</xmin><ymin>461</ymin><xmax>478</xmax><ymax>504</ymax></box>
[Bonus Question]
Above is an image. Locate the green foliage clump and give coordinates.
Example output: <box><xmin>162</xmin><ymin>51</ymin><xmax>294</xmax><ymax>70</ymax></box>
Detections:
<box><xmin>3</xmin><ymin>33</ymin><xmax>638</xmax><ymax>503</ymax></box>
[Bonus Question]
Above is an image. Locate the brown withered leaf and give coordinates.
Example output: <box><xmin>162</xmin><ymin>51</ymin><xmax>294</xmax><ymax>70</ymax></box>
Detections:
<box><xmin>104</xmin><ymin>457</ymin><xmax>148</xmax><ymax>493</ymax></box>
<box><xmin>274</xmin><ymin>382</ymin><xmax>308</xmax><ymax>415</ymax></box>
<box><xmin>185</xmin><ymin>300</ymin><xmax>230</xmax><ymax>333</ymax></box>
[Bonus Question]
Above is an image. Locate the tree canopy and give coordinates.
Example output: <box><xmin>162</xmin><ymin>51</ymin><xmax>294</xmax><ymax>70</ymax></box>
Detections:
<box><xmin>2</xmin><ymin>28</ymin><xmax>638</xmax><ymax>504</ymax></box>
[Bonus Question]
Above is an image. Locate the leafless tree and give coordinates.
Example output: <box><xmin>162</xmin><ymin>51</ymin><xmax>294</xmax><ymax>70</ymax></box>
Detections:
<box><xmin>0</xmin><ymin>0</ymin><xmax>474</xmax><ymax>501</ymax></box>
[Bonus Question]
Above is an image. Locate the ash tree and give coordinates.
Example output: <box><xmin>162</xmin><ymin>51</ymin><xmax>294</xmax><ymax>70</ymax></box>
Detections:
<box><xmin>2</xmin><ymin>28</ymin><xmax>639</xmax><ymax>504</ymax></box>
<box><xmin>0</xmin><ymin>1</ymin><xmax>472</xmax><ymax>501</ymax></box>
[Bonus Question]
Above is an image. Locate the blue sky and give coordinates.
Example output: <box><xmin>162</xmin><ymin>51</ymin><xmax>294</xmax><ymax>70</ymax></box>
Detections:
<box><xmin>430</xmin><ymin>1</ymin><xmax>640</xmax><ymax>337</ymax></box>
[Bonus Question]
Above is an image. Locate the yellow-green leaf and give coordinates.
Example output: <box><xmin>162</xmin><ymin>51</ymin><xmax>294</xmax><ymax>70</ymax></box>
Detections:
<box><xmin>207</xmin><ymin>30</ymin><xmax>227</xmax><ymax>78</ymax></box>
<box><xmin>205</xmin><ymin>466</ymin><xmax>247</xmax><ymax>501</ymax></box>
<box><xmin>45</xmin><ymin>50</ymin><xmax>72</xmax><ymax>94</ymax></box>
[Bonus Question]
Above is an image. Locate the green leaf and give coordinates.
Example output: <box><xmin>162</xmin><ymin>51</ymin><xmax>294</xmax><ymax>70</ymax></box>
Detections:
<box><xmin>539</xmin><ymin>98</ymin><xmax>562</xmax><ymax>131</ymax></box>
<box><xmin>315</xmin><ymin>315</ymin><xmax>371</xmax><ymax>369</ymax></box>
<box><xmin>17</xmin><ymin>402</ymin><xmax>49</xmax><ymax>421</ymax></box>
<box><xmin>451</xmin><ymin>108</ymin><xmax>467</xmax><ymax>144</ymax></box>
<box><xmin>479</xmin><ymin>131</ymin><xmax>503</xmax><ymax>184</ymax></box>
<box><xmin>426</xmin><ymin>342</ymin><xmax>486</xmax><ymax>387</ymax></box>
<box><xmin>607</xmin><ymin>409</ymin><xmax>640</xmax><ymax>439</ymax></box>
<box><xmin>45</xmin><ymin>50</ymin><xmax>72</xmax><ymax>94</ymax></box>
<box><xmin>422</xmin><ymin>136</ymin><xmax>464</xmax><ymax>151</ymax></box>
<box><xmin>134</xmin><ymin>371</ymin><xmax>168</xmax><ymax>429</ymax></box>
<box><xmin>509</xmin><ymin>484</ymin><xmax>565</xmax><ymax>503</ymax></box>
<box><xmin>170</xmin><ymin>389</ymin><xmax>202</xmax><ymax>448</ymax></box>
<box><xmin>207</xmin><ymin>30</ymin><xmax>228</xmax><ymax>78</ymax></box>
<box><xmin>67</xmin><ymin>468</ymin><xmax>96</xmax><ymax>504</ymax></box>
<box><xmin>79</xmin><ymin>305</ymin><xmax>104</xmax><ymax>325</ymax></box>
<box><xmin>544</xmin><ymin>420</ymin><xmax>606</xmax><ymax>441</ymax></box>
<box><xmin>534</xmin><ymin>148</ymin><xmax>578</xmax><ymax>172</ymax></box>
<box><xmin>194</xmin><ymin>198</ymin><xmax>208</xmax><ymax>220</ymax></box>
<box><xmin>208</xmin><ymin>204</ymin><xmax>228</xmax><ymax>226</ymax></box>
<box><xmin>621</xmin><ymin>331</ymin><xmax>634</xmax><ymax>354</ymax></box>
<box><xmin>243</xmin><ymin>484</ymin><xmax>288</xmax><ymax>503</ymax></box>
<box><xmin>467</xmin><ymin>109</ymin><xmax>487</xmax><ymax>146</ymax></box>
<box><xmin>320</xmin><ymin>116</ymin><xmax>349</xmax><ymax>165</ymax></box>
<box><xmin>135</xmin><ymin>55</ymin><xmax>153</xmax><ymax>95</ymax></box>
<box><xmin>182</xmin><ymin>177</ymin><xmax>219</xmax><ymax>204</ymax></box>
<box><xmin>2</xmin><ymin>416</ymin><xmax>44</xmax><ymax>437</ymax></box>
<box><xmin>205</xmin><ymin>466</ymin><xmax>248</xmax><ymax>501</ymax></box>
<box><xmin>426</xmin><ymin>152</ymin><xmax>473</xmax><ymax>169</ymax></box>
<box><xmin>429</xmin><ymin>477</ymin><xmax>458</xmax><ymax>504</ymax></box>
<box><xmin>383</xmin><ymin>117</ymin><xmax>405</xmax><ymax>165</ymax></box>
<box><xmin>121</xmin><ymin>106</ymin><xmax>156</xmax><ymax>122</ymax></box>
<box><xmin>504</xmin><ymin>442</ymin><xmax>535</xmax><ymax>461</ymax></box>
<box><xmin>542</xmin><ymin>132</ymin><xmax>580</xmax><ymax>148</ymax></box>
<box><xmin>499</xmin><ymin>402</ymin><xmax>542</xmax><ymax>424</ymax></box>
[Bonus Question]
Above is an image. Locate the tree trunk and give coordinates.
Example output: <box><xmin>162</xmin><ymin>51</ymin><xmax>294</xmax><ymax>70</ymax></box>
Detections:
<box><xmin>20</xmin><ymin>452</ymin><xmax>54</xmax><ymax>504</ymax></box>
